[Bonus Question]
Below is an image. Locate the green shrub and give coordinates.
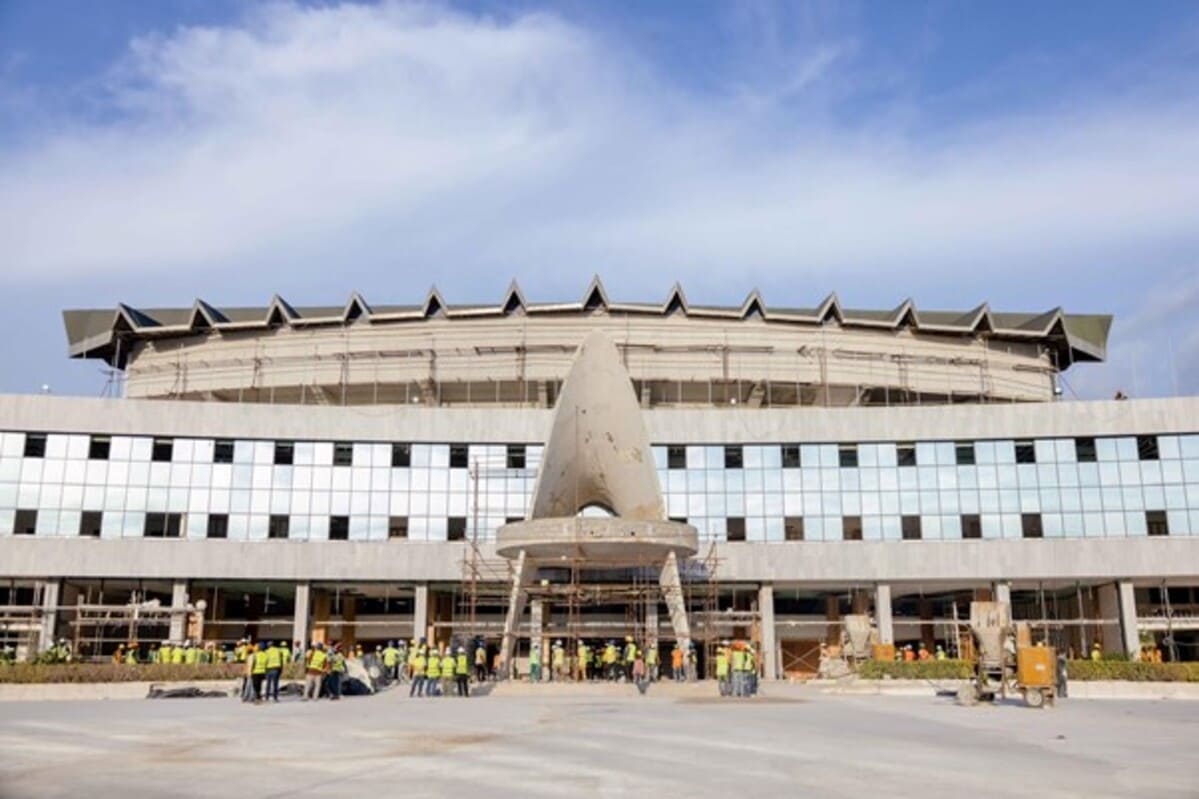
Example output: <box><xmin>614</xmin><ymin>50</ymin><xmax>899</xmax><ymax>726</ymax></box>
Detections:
<box><xmin>1065</xmin><ymin>660</ymin><xmax>1199</xmax><ymax>683</ymax></box>
<box><xmin>0</xmin><ymin>662</ymin><xmax>307</xmax><ymax>684</ymax></box>
<box><xmin>856</xmin><ymin>660</ymin><xmax>973</xmax><ymax>680</ymax></box>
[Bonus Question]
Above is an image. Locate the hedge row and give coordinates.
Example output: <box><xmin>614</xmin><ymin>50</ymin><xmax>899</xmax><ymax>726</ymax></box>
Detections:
<box><xmin>0</xmin><ymin>662</ymin><xmax>307</xmax><ymax>684</ymax></box>
<box><xmin>856</xmin><ymin>659</ymin><xmax>1199</xmax><ymax>682</ymax></box>
<box><xmin>857</xmin><ymin>660</ymin><xmax>974</xmax><ymax>680</ymax></box>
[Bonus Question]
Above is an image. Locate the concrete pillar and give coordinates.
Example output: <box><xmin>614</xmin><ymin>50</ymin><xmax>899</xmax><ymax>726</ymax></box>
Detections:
<box><xmin>37</xmin><ymin>580</ymin><xmax>60</xmax><ymax>653</ymax></box>
<box><xmin>1098</xmin><ymin>581</ymin><xmax>1139</xmax><ymax>658</ymax></box>
<box><xmin>659</xmin><ymin>552</ymin><xmax>691</xmax><ymax>651</ymax></box>
<box><xmin>414</xmin><ymin>583</ymin><xmax>429</xmax><ymax>644</ymax></box>
<box><xmin>993</xmin><ymin>581</ymin><xmax>1012</xmax><ymax>607</ymax></box>
<box><xmin>342</xmin><ymin>595</ymin><xmax>358</xmax><ymax>649</ymax></box>
<box><xmin>530</xmin><ymin>598</ymin><xmax>545</xmax><ymax>682</ymax></box>
<box><xmin>168</xmin><ymin>580</ymin><xmax>188</xmax><ymax>642</ymax></box>
<box><xmin>875</xmin><ymin>584</ymin><xmax>894</xmax><ymax>645</ymax></box>
<box><xmin>824</xmin><ymin>594</ymin><xmax>841</xmax><ymax>645</ymax></box>
<box><xmin>1117</xmin><ymin>581</ymin><xmax>1140</xmax><ymax>659</ymax></box>
<box><xmin>499</xmin><ymin>551</ymin><xmax>531</xmax><ymax>675</ymax></box>
<box><xmin>292</xmin><ymin>582</ymin><xmax>310</xmax><ymax>648</ymax></box>
<box><xmin>759</xmin><ymin>583</ymin><xmax>778</xmax><ymax>680</ymax></box>
<box><xmin>919</xmin><ymin>597</ymin><xmax>936</xmax><ymax>650</ymax></box>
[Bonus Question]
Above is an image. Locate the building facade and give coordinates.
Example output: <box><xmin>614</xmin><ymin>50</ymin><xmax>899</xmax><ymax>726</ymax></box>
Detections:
<box><xmin>1</xmin><ymin>281</ymin><xmax>1196</xmax><ymax>674</ymax></box>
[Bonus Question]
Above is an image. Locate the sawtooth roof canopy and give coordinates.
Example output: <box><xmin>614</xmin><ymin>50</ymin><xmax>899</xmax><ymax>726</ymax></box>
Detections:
<box><xmin>63</xmin><ymin>277</ymin><xmax>1111</xmax><ymax>369</ymax></box>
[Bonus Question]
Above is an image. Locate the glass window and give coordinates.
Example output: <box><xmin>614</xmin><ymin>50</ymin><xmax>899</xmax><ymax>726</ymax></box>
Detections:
<box><xmin>333</xmin><ymin>442</ymin><xmax>354</xmax><ymax>466</ymax></box>
<box><xmin>781</xmin><ymin>445</ymin><xmax>801</xmax><ymax>469</ymax></box>
<box><xmin>901</xmin><ymin>515</ymin><xmax>921</xmax><ymax>540</ymax></box>
<box><xmin>388</xmin><ymin>516</ymin><xmax>409</xmax><ymax>539</ymax></box>
<box><xmin>784</xmin><ymin>516</ymin><xmax>804</xmax><ymax>541</ymax></box>
<box><xmin>1146</xmin><ymin>510</ymin><xmax>1169</xmax><ymax>536</ymax></box>
<box><xmin>144</xmin><ymin>512</ymin><xmax>182</xmax><ymax>538</ymax></box>
<box><xmin>450</xmin><ymin>445</ymin><xmax>469</xmax><ymax>469</ymax></box>
<box><xmin>151</xmin><ymin>438</ymin><xmax>173</xmax><ymax>462</ymax></box>
<box><xmin>725</xmin><ymin>517</ymin><xmax>746</xmax><ymax>541</ymax></box>
<box><xmin>838</xmin><ymin>445</ymin><xmax>858</xmax><ymax>468</ymax></box>
<box><xmin>213</xmin><ymin>440</ymin><xmax>234</xmax><ymax>464</ymax></box>
<box><xmin>897</xmin><ymin>443</ymin><xmax>917</xmax><ymax>467</ymax></box>
<box><xmin>268</xmin><ymin>514</ymin><xmax>290</xmax><ymax>539</ymax></box>
<box><xmin>447</xmin><ymin>516</ymin><xmax>467</xmax><ymax>540</ymax></box>
<box><xmin>665</xmin><ymin>445</ymin><xmax>686</xmax><ymax>469</ymax></box>
<box><xmin>329</xmin><ymin>515</ymin><xmax>350</xmax><ymax>540</ymax></box>
<box><xmin>724</xmin><ymin>446</ymin><xmax>743</xmax><ymax>469</ymax></box>
<box><xmin>842</xmin><ymin>515</ymin><xmax>863</xmax><ymax>541</ymax></box>
<box><xmin>23</xmin><ymin>433</ymin><xmax>46</xmax><ymax>458</ymax></box>
<box><xmin>391</xmin><ymin>443</ymin><xmax>411</xmax><ymax>468</ymax></box>
<box><xmin>88</xmin><ymin>435</ymin><xmax>110</xmax><ymax>460</ymax></box>
<box><xmin>1137</xmin><ymin>436</ymin><xmax>1159</xmax><ymax>461</ymax></box>
<box><xmin>507</xmin><ymin>445</ymin><xmax>527</xmax><ymax>469</ymax></box>
<box><xmin>1021</xmin><ymin>513</ymin><xmax>1043</xmax><ymax>538</ymax></box>
<box><xmin>1015</xmin><ymin>440</ymin><xmax>1036</xmax><ymax>464</ymax></box>
<box><xmin>207</xmin><ymin>514</ymin><xmax>229</xmax><ymax>539</ymax></box>
<box><xmin>961</xmin><ymin>514</ymin><xmax>982</xmax><ymax>539</ymax></box>
<box><xmin>955</xmin><ymin>442</ymin><xmax>975</xmax><ymax>465</ymax></box>
<box><xmin>274</xmin><ymin>442</ymin><xmax>294</xmax><ymax>466</ymax></box>
<box><xmin>1075</xmin><ymin>437</ymin><xmax>1097</xmax><ymax>463</ymax></box>
<box><xmin>79</xmin><ymin>510</ymin><xmax>103</xmax><ymax>537</ymax></box>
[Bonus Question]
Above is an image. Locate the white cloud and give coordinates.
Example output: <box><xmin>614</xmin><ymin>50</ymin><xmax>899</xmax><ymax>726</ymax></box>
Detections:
<box><xmin>2</xmin><ymin>0</ymin><xmax>1198</xmax><ymax>293</ymax></box>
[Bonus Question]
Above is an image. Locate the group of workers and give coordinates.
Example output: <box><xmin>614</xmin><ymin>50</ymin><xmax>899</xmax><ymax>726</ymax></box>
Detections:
<box><xmin>893</xmin><ymin>643</ymin><xmax>949</xmax><ymax>662</ymax></box>
<box><xmin>714</xmin><ymin>640</ymin><xmax>760</xmax><ymax>697</ymax></box>
<box><xmin>405</xmin><ymin>639</ymin><xmax>475</xmax><ymax>697</ymax></box>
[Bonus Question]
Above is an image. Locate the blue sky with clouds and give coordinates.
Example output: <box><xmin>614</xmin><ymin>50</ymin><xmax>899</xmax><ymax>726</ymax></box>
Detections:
<box><xmin>1</xmin><ymin>0</ymin><xmax>1198</xmax><ymax>399</ymax></box>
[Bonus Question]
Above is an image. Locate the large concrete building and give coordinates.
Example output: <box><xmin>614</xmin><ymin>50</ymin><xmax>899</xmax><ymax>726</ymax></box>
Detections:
<box><xmin>2</xmin><ymin>279</ymin><xmax>1197</xmax><ymax>674</ymax></box>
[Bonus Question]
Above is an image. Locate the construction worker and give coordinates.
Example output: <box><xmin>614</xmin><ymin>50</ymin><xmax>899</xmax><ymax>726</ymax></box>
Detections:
<box><xmin>112</xmin><ymin>644</ymin><xmax>125</xmax><ymax>665</ymax></box>
<box><xmin>935</xmin><ymin>645</ymin><xmax>947</xmax><ymax>661</ymax></box>
<box><xmin>125</xmin><ymin>643</ymin><xmax>139</xmax><ymax>665</ymax></box>
<box><xmin>234</xmin><ymin>639</ymin><xmax>247</xmax><ymax>663</ymax></box>
<box><xmin>409</xmin><ymin>644</ymin><xmax>428</xmax><ymax>697</ymax></box>
<box><xmin>686</xmin><ymin>643</ymin><xmax>698</xmax><ymax>682</ymax></box>
<box><xmin>304</xmin><ymin>642</ymin><xmax>328</xmax><ymax>701</ymax></box>
<box><xmin>383</xmin><ymin>641</ymin><xmax>400</xmax><ymax>681</ymax></box>
<box><xmin>263</xmin><ymin>640</ymin><xmax>284</xmax><ymax>702</ymax></box>
<box><xmin>716</xmin><ymin>642</ymin><xmax>731</xmax><ymax>696</ymax></box>
<box><xmin>280</xmin><ymin>640</ymin><xmax>291</xmax><ymax>664</ymax></box>
<box><xmin>157</xmin><ymin>641</ymin><xmax>171</xmax><ymax>664</ymax></box>
<box><xmin>354</xmin><ymin>644</ymin><xmax>364</xmax><ymax>661</ymax></box>
<box><xmin>575</xmin><ymin>640</ymin><xmax>589</xmax><ymax>682</ymax></box>
<box><xmin>474</xmin><ymin>642</ymin><xmax>488</xmax><ymax>683</ymax></box>
<box><xmin>1090</xmin><ymin>641</ymin><xmax>1102</xmax><ymax>661</ymax></box>
<box><xmin>671</xmin><ymin>644</ymin><xmax>684</xmax><ymax>682</ymax></box>
<box><xmin>918</xmin><ymin>643</ymin><xmax>931</xmax><ymax>661</ymax></box>
<box><xmin>528</xmin><ymin>642</ymin><xmax>542</xmax><ymax>683</ymax></box>
<box><xmin>551</xmin><ymin>640</ymin><xmax>566</xmax><ymax>682</ymax></box>
<box><xmin>455</xmin><ymin>647</ymin><xmax>470</xmax><ymax>697</ymax></box>
<box><xmin>744</xmin><ymin>644</ymin><xmax>757</xmax><ymax>697</ymax></box>
<box><xmin>328</xmin><ymin>644</ymin><xmax>346</xmax><ymax>700</ymax></box>
<box><xmin>623</xmin><ymin>636</ymin><xmax>638</xmax><ymax>682</ymax></box>
<box><xmin>244</xmin><ymin>643</ymin><xmax>266</xmax><ymax>703</ymax></box>
<box><xmin>441</xmin><ymin>646</ymin><xmax>456</xmax><ymax>697</ymax></box>
<box><xmin>646</xmin><ymin>643</ymin><xmax>660</xmax><ymax>681</ymax></box>
<box><xmin>903</xmin><ymin>644</ymin><xmax>916</xmax><ymax>662</ymax></box>
<box><xmin>603</xmin><ymin>641</ymin><xmax>618</xmax><ymax>681</ymax></box>
<box><xmin>731</xmin><ymin>641</ymin><xmax>747</xmax><ymax>697</ymax></box>
<box><xmin>426</xmin><ymin>646</ymin><xmax>442</xmax><ymax>696</ymax></box>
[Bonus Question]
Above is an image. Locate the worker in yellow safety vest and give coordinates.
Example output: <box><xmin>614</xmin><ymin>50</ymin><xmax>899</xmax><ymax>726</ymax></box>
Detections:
<box><xmin>646</xmin><ymin>644</ymin><xmax>659</xmax><ymax>682</ymax></box>
<box><xmin>262</xmin><ymin>640</ymin><xmax>284</xmax><ymax>702</ymax></box>
<box><xmin>304</xmin><ymin>642</ymin><xmax>328</xmax><ymax>701</ymax></box>
<box><xmin>454</xmin><ymin>647</ymin><xmax>470</xmax><ymax>697</ymax></box>
<box><xmin>715</xmin><ymin>643</ymin><xmax>731</xmax><ymax>696</ymax></box>
<box><xmin>744</xmin><ymin>645</ymin><xmax>757</xmax><ymax>697</ymax></box>
<box><xmin>1090</xmin><ymin>642</ymin><xmax>1102</xmax><ymax>661</ymax></box>
<box><xmin>440</xmin><ymin>646</ymin><xmax>456</xmax><ymax>697</ymax></box>
<box><xmin>383</xmin><ymin>641</ymin><xmax>400</xmax><ymax>681</ymax></box>
<box><xmin>603</xmin><ymin>641</ymin><xmax>618</xmax><ymax>681</ymax></box>
<box><xmin>731</xmin><ymin>643</ymin><xmax>747</xmax><ymax>697</ymax></box>
<box><xmin>623</xmin><ymin>637</ymin><xmax>638</xmax><ymax>682</ymax></box>
<box><xmin>410</xmin><ymin>646</ymin><xmax>428</xmax><ymax>697</ymax></box>
<box><xmin>426</xmin><ymin>648</ymin><xmax>442</xmax><ymax>697</ymax></box>
<box><xmin>249</xmin><ymin>643</ymin><xmax>269</xmax><ymax>704</ymax></box>
<box><xmin>125</xmin><ymin>644</ymin><xmax>138</xmax><ymax>665</ymax></box>
<box><xmin>328</xmin><ymin>644</ymin><xmax>346</xmax><ymax>700</ymax></box>
<box><xmin>474</xmin><ymin>643</ymin><xmax>488</xmax><ymax>682</ymax></box>
<box><xmin>576</xmin><ymin>641</ymin><xmax>590</xmax><ymax>681</ymax></box>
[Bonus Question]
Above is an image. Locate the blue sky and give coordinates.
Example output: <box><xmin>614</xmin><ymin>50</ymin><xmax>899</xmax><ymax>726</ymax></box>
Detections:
<box><xmin>1</xmin><ymin>0</ymin><xmax>1198</xmax><ymax>399</ymax></box>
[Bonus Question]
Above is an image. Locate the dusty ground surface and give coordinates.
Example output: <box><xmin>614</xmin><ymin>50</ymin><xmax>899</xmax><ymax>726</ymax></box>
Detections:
<box><xmin>0</xmin><ymin>681</ymin><xmax>1194</xmax><ymax>798</ymax></box>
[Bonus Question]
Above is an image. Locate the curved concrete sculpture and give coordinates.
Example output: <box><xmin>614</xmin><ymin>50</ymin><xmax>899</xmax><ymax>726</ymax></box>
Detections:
<box><xmin>496</xmin><ymin>331</ymin><xmax>697</xmax><ymax>668</ymax></box>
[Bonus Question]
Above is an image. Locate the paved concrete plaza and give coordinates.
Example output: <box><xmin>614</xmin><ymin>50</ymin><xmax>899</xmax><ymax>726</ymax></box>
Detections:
<box><xmin>0</xmin><ymin>684</ymin><xmax>1194</xmax><ymax>798</ymax></box>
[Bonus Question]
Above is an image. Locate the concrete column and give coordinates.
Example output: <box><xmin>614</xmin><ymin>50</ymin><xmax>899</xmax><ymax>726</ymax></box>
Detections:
<box><xmin>530</xmin><ymin>599</ymin><xmax>545</xmax><ymax>682</ymax></box>
<box><xmin>292</xmin><ymin>582</ymin><xmax>310</xmax><ymax>648</ymax></box>
<box><xmin>1098</xmin><ymin>581</ymin><xmax>1139</xmax><ymax>658</ymax></box>
<box><xmin>342</xmin><ymin>595</ymin><xmax>358</xmax><ymax>649</ymax></box>
<box><xmin>875</xmin><ymin>584</ymin><xmax>894</xmax><ymax>645</ymax></box>
<box><xmin>37</xmin><ymin>580</ymin><xmax>60</xmax><ymax>653</ymax></box>
<box><xmin>499</xmin><ymin>551</ymin><xmax>531</xmax><ymax>675</ymax></box>
<box><xmin>824</xmin><ymin>594</ymin><xmax>841</xmax><ymax>645</ymax></box>
<box><xmin>659</xmin><ymin>552</ymin><xmax>691</xmax><ymax>651</ymax></box>
<box><xmin>168</xmin><ymin>580</ymin><xmax>188</xmax><ymax>642</ymax></box>
<box><xmin>992</xmin><ymin>581</ymin><xmax>1012</xmax><ymax>607</ymax></box>
<box><xmin>414</xmin><ymin>583</ymin><xmax>429</xmax><ymax>644</ymax></box>
<box><xmin>1117</xmin><ymin>581</ymin><xmax>1140</xmax><ymax>659</ymax></box>
<box><xmin>759</xmin><ymin>583</ymin><xmax>778</xmax><ymax>680</ymax></box>
<box><xmin>919</xmin><ymin>597</ymin><xmax>936</xmax><ymax>650</ymax></box>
